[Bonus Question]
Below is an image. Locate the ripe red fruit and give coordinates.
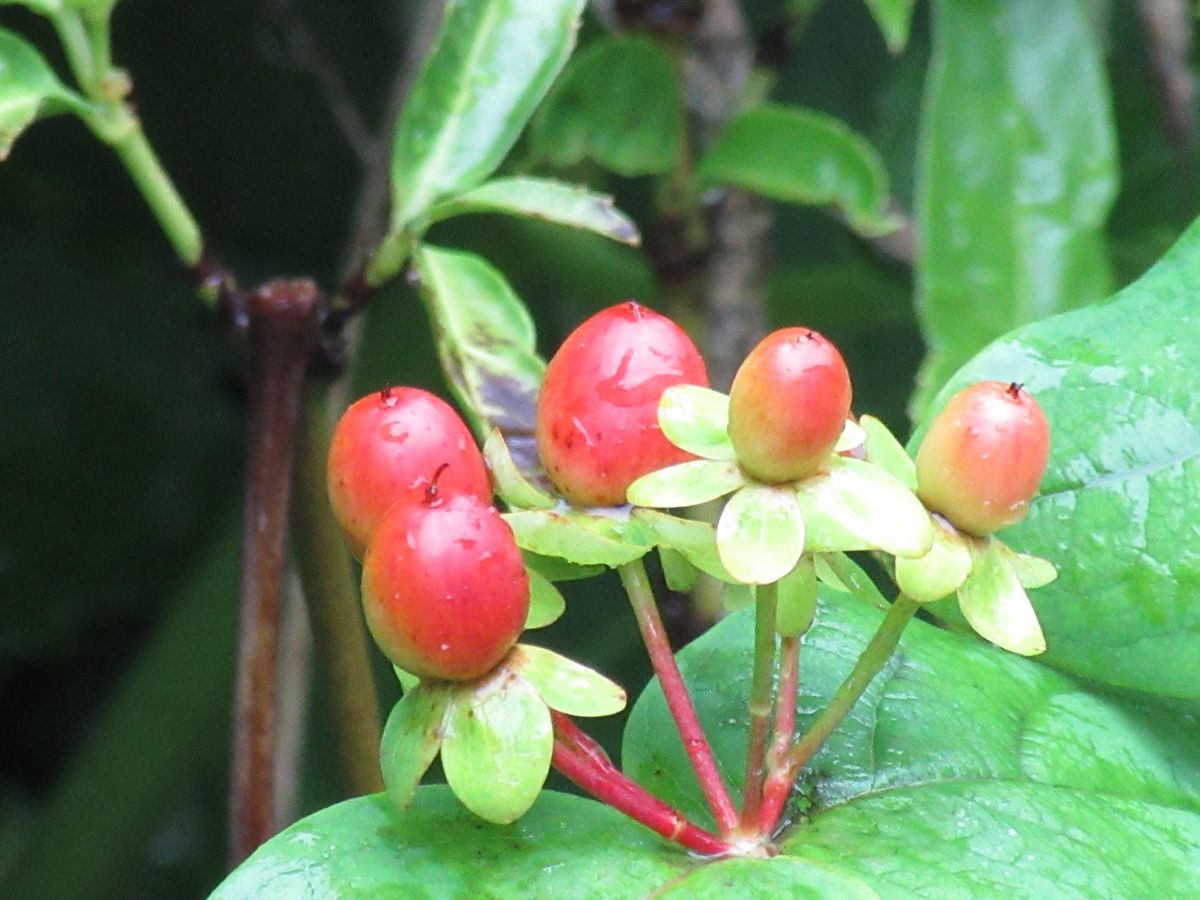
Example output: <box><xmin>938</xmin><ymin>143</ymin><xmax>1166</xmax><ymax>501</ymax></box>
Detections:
<box><xmin>361</xmin><ymin>493</ymin><xmax>529</xmax><ymax>681</ymax></box>
<box><xmin>327</xmin><ymin>387</ymin><xmax>492</xmax><ymax>558</ymax></box>
<box><xmin>915</xmin><ymin>381</ymin><xmax>1050</xmax><ymax>536</ymax></box>
<box><xmin>536</xmin><ymin>301</ymin><xmax>710</xmax><ymax>507</ymax></box>
<box><xmin>727</xmin><ymin>328</ymin><xmax>852</xmax><ymax>483</ymax></box>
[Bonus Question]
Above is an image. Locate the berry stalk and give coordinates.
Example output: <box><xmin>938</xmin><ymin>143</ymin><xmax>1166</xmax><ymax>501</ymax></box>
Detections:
<box><xmin>550</xmin><ymin>713</ymin><xmax>731</xmax><ymax>857</ymax></box>
<box><xmin>757</xmin><ymin>634</ymin><xmax>801</xmax><ymax>835</ymax></box>
<box><xmin>617</xmin><ymin>559</ymin><xmax>739</xmax><ymax>835</ymax></box>
<box><xmin>737</xmin><ymin>581</ymin><xmax>778</xmax><ymax>834</ymax></box>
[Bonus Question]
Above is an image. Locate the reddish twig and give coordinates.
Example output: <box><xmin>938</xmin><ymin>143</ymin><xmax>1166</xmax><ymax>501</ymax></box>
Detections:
<box><xmin>757</xmin><ymin>634</ymin><xmax>800</xmax><ymax>835</ymax></box>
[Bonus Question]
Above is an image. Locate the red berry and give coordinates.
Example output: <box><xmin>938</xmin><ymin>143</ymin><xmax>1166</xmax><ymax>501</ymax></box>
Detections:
<box><xmin>536</xmin><ymin>301</ymin><xmax>709</xmax><ymax>507</ymax></box>
<box><xmin>727</xmin><ymin>328</ymin><xmax>852</xmax><ymax>483</ymax></box>
<box><xmin>361</xmin><ymin>493</ymin><xmax>529</xmax><ymax>681</ymax></box>
<box><xmin>915</xmin><ymin>381</ymin><xmax>1050</xmax><ymax>536</ymax></box>
<box><xmin>327</xmin><ymin>387</ymin><xmax>491</xmax><ymax>558</ymax></box>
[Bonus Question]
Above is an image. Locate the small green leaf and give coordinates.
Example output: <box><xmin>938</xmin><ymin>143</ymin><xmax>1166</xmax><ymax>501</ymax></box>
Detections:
<box><xmin>716</xmin><ymin>484</ymin><xmax>805</xmax><ymax>585</ymax></box>
<box><xmin>894</xmin><ymin>522</ymin><xmax>973</xmax><ymax>603</ymax></box>
<box><xmin>859</xmin><ymin>414</ymin><xmax>916</xmax><ymax>490</ymax></box>
<box><xmin>657</xmin><ymin>385</ymin><xmax>736</xmax><ymax>460</ymax></box>
<box><xmin>483</xmin><ymin>428</ymin><xmax>555</xmax><ymax>510</ymax></box>
<box><xmin>441</xmin><ymin>670</ymin><xmax>553</xmax><ymax>824</ymax></box>
<box><xmin>996</xmin><ymin>542</ymin><xmax>1058</xmax><ymax>590</ymax></box>
<box><xmin>834</xmin><ymin>419</ymin><xmax>867</xmax><ymax>453</ymax></box>
<box><xmin>958</xmin><ymin>539</ymin><xmax>1046</xmax><ymax>656</ymax></box>
<box><xmin>427</xmin><ymin>177</ymin><xmax>639</xmax><ymax>245</ymax></box>
<box><xmin>699</xmin><ymin>105</ymin><xmax>899</xmax><ymax>237</ymax></box>
<box><xmin>0</xmin><ymin>28</ymin><xmax>84</xmax><ymax>160</ymax></box>
<box><xmin>389</xmin><ymin>0</ymin><xmax>586</xmax><ymax>230</ymax></box>
<box><xmin>632</xmin><ymin>509</ymin><xmax>737</xmax><ymax>583</ymax></box>
<box><xmin>796</xmin><ymin>456</ymin><xmax>933</xmax><ymax>558</ymax></box>
<box><xmin>504</xmin><ymin>509</ymin><xmax>650</xmax><ymax>567</ymax></box>
<box><xmin>414</xmin><ymin>246</ymin><xmax>545</xmax><ymax>461</ymax></box>
<box><xmin>525</xmin><ymin>569</ymin><xmax>565</xmax><ymax>629</ymax></box>
<box><xmin>392</xmin><ymin>665</ymin><xmax>420</xmax><ymax>694</ymax></box>
<box><xmin>530</xmin><ymin>35</ymin><xmax>681</xmax><ymax>176</ymax></box>
<box><xmin>777</xmin><ymin>557</ymin><xmax>818</xmax><ymax>637</ymax></box>
<box><xmin>863</xmin><ymin>0</ymin><xmax>916</xmax><ymax>53</ymax></box>
<box><xmin>521</xmin><ymin>550</ymin><xmax>604</xmax><ymax>582</ymax></box>
<box><xmin>508</xmin><ymin>644</ymin><xmax>626</xmax><ymax>717</ymax></box>
<box><xmin>379</xmin><ymin>683</ymin><xmax>452</xmax><ymax>811</ymax></box>
<box><xmin>659</xmin><ymin>546</ymin><xmax>697</xmax><ymax>592</ymax></box>
<box><xmin>626</xmin><ymin>459</ymin><xmax>745</xmax><ymax>509</ymax></box>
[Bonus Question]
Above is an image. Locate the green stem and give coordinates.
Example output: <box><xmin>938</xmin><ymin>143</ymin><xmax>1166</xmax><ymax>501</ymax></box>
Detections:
<box><xmin>776</xmin><ymin>594</ymin><xmax>919</xmax><ymax>793</ymax></box>
<box><xmin>618</xmin><ymin>558</ymin><xmax>739</xmax><ymax>835</ymax></box>
<box><xmin>291</xmin><ymin>387</ymin><xmax>384</xmax><ymax>798</ymax></box>
<box><xmin>737</xmin><ymin>581</ymin><xmax>778</xmax><ymax>834</ymax></box>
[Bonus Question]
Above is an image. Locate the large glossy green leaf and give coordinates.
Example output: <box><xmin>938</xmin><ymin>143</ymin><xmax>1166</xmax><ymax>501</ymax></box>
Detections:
<box><xmin>624</xmin><ymin>594</ymin><xmax>1200</xmax><ymax>893</ymax></box>
<box><xmin>389</xmin><ymin>0</ymin><xmax>586</xmax><ymax>230</ymax></box>
<box><xmin>912</xmin><ymin>0</ymin><xmax>1117</xmax><ymax>415</ymax></box>
<box><xmin>918</xmin><ymin>217</ymin><xmax>1200</xmax><ymax>697</ymax></box>
<box><xmin>699</xmin><ymin>105</ymin><xmax>899</xmax><ymax>237</ymax></box>
<box><xmin>529</xmin><ymin>35</ymin><xmax>681</xmax><ymax>176</ymax></box>
<box><xmin>0</xmin><ymin>28</ymin><xmax>82</xmax><ymax>160</ymax></box>
<box><xmin>414</xmin><ymin>245</ymin><xmax>545</xmax><ymax>470</ymax></box>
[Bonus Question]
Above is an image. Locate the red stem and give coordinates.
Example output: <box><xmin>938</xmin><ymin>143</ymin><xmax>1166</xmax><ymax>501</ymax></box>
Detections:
<box><xmin>617</xmin><ymin>560</ymin><xmax>739</xmax><ymax>835</ymax></box>
<box><xmin>228</xmin><ymin>280</ymin><xmax>320</xmax><ymax>865</ymax></box>
<box><xmin>757</xmin><ymin>635</ymin><xmax>800</xmax><ymax>835</ymax></box>
<box><xmin>550</xmin><ymin>713</ymin><xmax>731</xmax><ymax>857</ymax></box>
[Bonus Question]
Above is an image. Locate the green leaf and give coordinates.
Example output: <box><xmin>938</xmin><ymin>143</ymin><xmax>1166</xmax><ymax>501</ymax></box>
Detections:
<box><xmin>414</xmin><ymin>245</ymin><xmax>545</xmax><ymax>466</ymax></box>
<box><xmin>659</xmin><ymin>546</ymin><xmax>697</xmax><ymax>592</ymax></box>
<box><xmin>441</xmin><ymin>670</ymin><xmax>552</xmax><ymax>824</ymax></box>
<box><xmin>699</xmin><ymin>105</ymin><xmax>899</xmax><ymax>237</ymax></box>
<box><xmin>379</xmin><ymin>683</ymin><xmax>451</xmax><ymax>811</ymax></box>
<box><xmin>521</xmin><ymin>550</ymin><xmax>604</xmax><ymax>582</ymax></box>
<box><xmin>0</xmin><ymin>28</ymin><xmax>82</xmax><ymax>160</ymax></box>
<box><xmin>632</xmin><ymin>509</ymin><xmax>737</xmax><ymax>583</ymax></box>
<box><xmin>921</xmin><ymin>217</ymin><xmax>1200</xmax><ymax>697</ymax></box>
<box><xmin>392</xmin><ymin>664</ymin><xmax>420</xmax><ymax>694</ymax></box>
<box><xmin>508</xmin><ymin>644</ymin><xmax>626</xmax><ymax>717</ymax></box>
<box><xmin>777</xmin><ymin>557</ymin><xmax>818</xmax><ymax>637</ymax></box>
<box><xmin>795</xmin><ymin>456</ymin><xmax>932</xmax><ymax>558</ymax></box>
<box><xmin>858</xmin><ymin>415</ymin><xmax>915</xmax><ymax>490</ymax></box>
<box><xmin>525</xmin><ymin>569</ymin><xmax>565</xmax><ymax>629</ymax></box>
<box><xmin>658</xmin><ymin>856</ymin><xmax>881</xmax><ymax>898</ymax></box>
<box><xmin>625</xmin><ymin>594</ymin><xmax>1200</xmax><ymax>892</ymax></box>
<box><xmin>0</xmin><ymin>0</ymin><xmax>62</xmax><ymax>13</ymax></box>
<box><xmin>657</xmin><ymin>385</ymin><xmax>736</xmax><ymax>461</ymax></box>
<box><xmin>211</xmin><ymin>789</ymin><xmax>686</xmax><ymax>898</ymax></box>
<box><xmin>427</xmin><ymin>177</ymin><xmax>639</xmax><ymax>245</ymax></box>
<box><xmin>504</xmin><ymin>509</ymin><xmax>650</xmax><ymax>567</ymax></box>
<box><xmin>389</xmin><ymin>0</ymin><xmax>586</xmax><ymax>230</ymax></box>
<box><xmin>894</xmin><ymin>521</ymin><xmax>973</xmax><ymax>603</ymax></box>
<box><xmin>912</xmin><ymin>0</ymin><xmax>1117</xmax><ymax>415</ymax></box>
<box><xmin>862</xmin><ymin>0</ymin><xmax>915</xmax><ymax>53</ymax></box>
<box><xmin>529</xmin><ymin>35</ymin><xmax>681</xmax><ymax>176</ymax></box>
<box><xmin>626</xmin><ymin>459</ymin><xmax>745</xmax><ymax>509</ymax></box>
<box><xmin>957</xmin><ymin>538</ymin><xmax>1045</xmax><ymax>656</ymax></box>
<box><xmin>483</xmin><ymin>428</ymin><xmax>556</xmax><ymax>510</ymax></box>
<box><xmin>716</xmin><ymin>484</ymin><xmax>805</xmax><ymax>585</ymax></box>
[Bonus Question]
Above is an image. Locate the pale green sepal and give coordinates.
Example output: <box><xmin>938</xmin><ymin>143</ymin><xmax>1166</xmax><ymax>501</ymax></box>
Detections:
<box><xmin>441</xmin><ymin>670</ymin><xmax>553</xmax><ymax>824</ymax></box>
<box><xmin>722</xmin><ymin>583</ymin><xmax>755</xmax><ymax>612</ymax></box>
<box><xmin>632</xmin><ymin>509</ymin><xmax>738</xmax><ymax>583</ymax></box>
<box><xmin>379</xmin><ymin>683</ymin><xmax>452</xmax><ymax>811</ymax></box>
<box><xmin>484</xmin><ymin>429</ymin><xmax>556</xmax><ymax>510</ymax></box>
<box><xmin>813</xmin><ymin>554</ymin><xmax>849</xmax><ymax>592</ymax></box>
<box><xmin>777</xmin><ymin>557</ymin><xmax>818</xmax><ymax>637</ymax></box>
<box><xmin>716</xmin><ymin>484</ymin><xmax>805</xmax><ymax>585</ymax></box>
<box><xmin>657</xmin><ymin>385</ymin><xmax>736</xmax><ymax>460</ymax></box>
<box><xmin>393</xmin><ymin>665</ymin><xmax>420</xmax><ymax>693</ymax></box>
<box><xmin>996</xmin><ymin>543</ymin><xmax>1058</xmax><ymax>589</ymax></box>
<box><xmin>525</xmin><ymin>569</ymin><xmax>566</xmax><ymax>629</ymax></box>
<box><xmin>659</xmin><ymin>547</ymin><xmax>698</xmax><ymax>592</ymax></box>
<box><xmin>521</xmin><ymin>551</ymin><xmax>604</xmax><ymax>582</ymax></box>
<box><xmin>795</xmin><ymin>456</ymin><xmax>932</xmax><ymax>558</ymax></box>
<box><xmin>503</xmin><ymin>509</ymin><xmax>650</xmax><ymax>567</ymax></box>
<box><xmin>507</xmin><ymin>644</ymin><xmax>626</xmax><ymax>717</ymax></box>
<box><xmin>958</xmin><ymin>539</ymin><xmax>1047</xmax><ymax>657</ymax></box>
<box><xmin>815</xmin><ymin>552</ymin><xmax>890</xmax><ymax>610</ymax></box>
<box><xmin>834</xmin><ymin>418</ymin><xmax>867</xmax><ymax>453</ymax></box>
<box><xmin>895</xmin><ymin>522</ymin><xmax>973</xmax><ymax>603</ymax></box>
<box><xmin>626</xmin><ymin>459</ymin><xmax>745</xmax><ymax>508</ymax></box>
<box><xmin>860</xmin><ymin>414</ymin><xmax>917</xmax><ymax>489</ymax></box>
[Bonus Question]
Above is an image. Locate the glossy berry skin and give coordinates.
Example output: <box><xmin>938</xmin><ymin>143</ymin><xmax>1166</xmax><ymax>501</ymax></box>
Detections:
<box><xmin>361</xmin><ymin>494</ymin><xmax>529</xmax><ymax>681</ymax></box>
<box><xmin>327</xmin><ymin>387</ymin><xmax>491</xmax><ymax>558</ymax></box>
<box><xmin>727</xmin><ymin>328</ymin><xmax>852</xmax><ymax>483</ymax></box>
<box><xmin>915</xmin><ymin>381</ymin><xmax>1050</xmax><ymax>536</ymax></box>
<box><xmin>536</xmin><ymin>301</ymin><xmax>710</xmax><ymax>507</ymax></box>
